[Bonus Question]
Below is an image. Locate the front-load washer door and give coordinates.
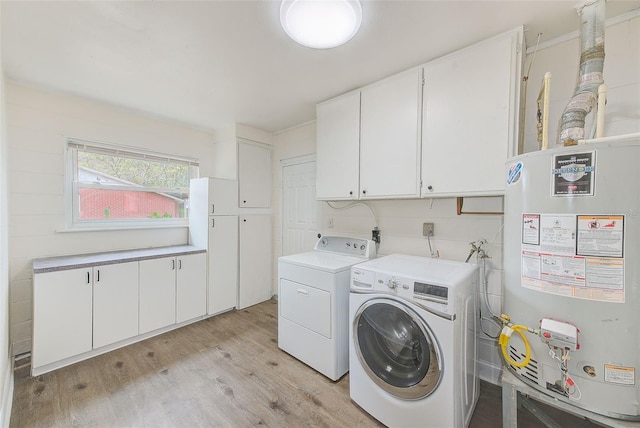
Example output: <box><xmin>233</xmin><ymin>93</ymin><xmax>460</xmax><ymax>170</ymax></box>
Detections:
<box><xmin>353</xmin><ymin>298</ymin><xmax>442</xmax><ymax>400</ymax></box>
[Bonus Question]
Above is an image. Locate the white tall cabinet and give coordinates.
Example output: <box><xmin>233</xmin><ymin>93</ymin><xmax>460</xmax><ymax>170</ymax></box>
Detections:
<box><xmin>189</xmin><ymin>178</ymin><xmax>239</xmax><ymax>316</ymax></box>
<box><xmin>238</xmin><ymin>140</ymin><xmax>272</xmax><ymax>208</ymax></box>
<box><xmin>238</xmin><ymin>214</ymin><xmax>272</xmax><ymax>309</ymax></box>
<box><xmin>189</xmin><ymin>146</ymin><xmax>274</xmax><ymax>314</ymax></box>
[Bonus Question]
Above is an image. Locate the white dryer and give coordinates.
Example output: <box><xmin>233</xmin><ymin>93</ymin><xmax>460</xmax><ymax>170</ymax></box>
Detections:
<box><xmin>349</xmin><ymin>254</ymin><xmax>478</xmax><ymax>428</ymax></box>
<box><xmin>278</xmin><ymin>236</ymin><xmax>376</xmax><ymax>381</ymax></box>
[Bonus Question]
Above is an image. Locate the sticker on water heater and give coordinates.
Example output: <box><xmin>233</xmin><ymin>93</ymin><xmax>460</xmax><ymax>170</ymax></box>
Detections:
<box><xmin>522</xmin><ymin>214</ymin><xmax>540</xmax><ymax>245</ymax></box>
<box><xmin>507</xmin><ymin>162</ymin><xmax>522</xmax><ymax>185</ymax></box>
<box><xmin>552</xmin><ymin>151</ymin><xmax>595</xmax><ymax>196</ymax></box>
<box><xmin>576</xmin><ymin>215</ymin><xmax>624</xmax><ymax>258</ymax></box>
<box><xmin>604</xmin><ymin>365</ymin><xmax>635</xmax><ymax>385</ymax></box>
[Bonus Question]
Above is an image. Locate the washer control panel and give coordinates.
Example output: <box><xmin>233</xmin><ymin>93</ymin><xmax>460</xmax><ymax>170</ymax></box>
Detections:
<box><xmin>315</xmin><ymin>236</ymin><xmax>376</xmax><ymax>258</ymax></box>
<box><xmin>351</xmin><ymin>268</ymin><xmax>452</xmax><ymax>314</ymax></box>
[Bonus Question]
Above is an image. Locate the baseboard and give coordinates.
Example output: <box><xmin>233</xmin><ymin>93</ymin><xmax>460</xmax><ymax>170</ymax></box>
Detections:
<box><xmin>0</xmin><ymin>357</ymin><xmax>14</xmax><ymax>428</ymax></box>
<box><xmin>478</xmin><ymin>359</ymin><xmax>503</xmax><ymax>386</ymax></box>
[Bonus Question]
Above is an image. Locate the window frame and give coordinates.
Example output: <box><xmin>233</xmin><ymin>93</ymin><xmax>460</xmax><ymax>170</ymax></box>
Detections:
<box><xmin>65</xmin><ymin>137</ymin><xmax>199</xmax><ymax>231</ymax></box>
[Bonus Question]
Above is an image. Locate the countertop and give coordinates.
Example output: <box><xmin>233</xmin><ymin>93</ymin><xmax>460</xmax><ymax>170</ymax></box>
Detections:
<box><xmin>33</xmin><ymin>245</ymin><xmax>206</xmax><ymax>274</ymax></box>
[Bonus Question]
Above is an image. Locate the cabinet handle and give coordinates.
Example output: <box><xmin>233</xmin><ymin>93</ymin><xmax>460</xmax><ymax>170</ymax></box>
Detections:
<box><xmin>171</xmin><ymin>259</ymin><xmax>175</xmax><ymax>270</ymax></box>
<box><xmin>427</xmin><ymin>185</ymin><xmax>433</xmax><ymax>191</ymax></box>
<box><xmin>212</xmin><ymin>218</ymin><xmax>215</xmax><ymax>228</ymax></box>
<box><xmin>97</xmin><ymin>270</ymin><xmax>100</xmax><ymax>282</ymax></box>
<box><xmin>349</xmin><ymin>191</ymin><xmax>353</xmax><ymax>196</ymax></box>
<box><xmin>243</xmin><ymin>200</ymin><xmax>247</xmax><ymax>204</ymax></box>
<box><xmin>362</xmin><ymin>190</ymin><xmax>367</xmax><ymax>195</ymax></box>
<box><xmin>178</xmin><ymin>259</ymin><xmax>182</xmax><ymax>270</ymax></box>
<box><xmin>243</xmin><ymin>219</ymin><xmax>247</xmax><ymax>222</ymax></box>
<box><xmin>87</xmin><ymin>272</ymin><xmax>90</xmax><ymax>284</ymax></box>
<box><xmin>211</xmin><ymin>204</ymin><xmax>215</xmax><ymax>214</ymax></box>
<box><xmin>297</xmin><ymin>288</ymin><xmax>308</xmax><ymax>295</ymax></box>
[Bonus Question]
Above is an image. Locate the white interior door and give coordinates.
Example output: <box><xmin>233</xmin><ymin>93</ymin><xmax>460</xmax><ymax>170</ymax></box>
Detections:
<box><xmin>282</xmin><ymin>158</ymin><xmax>322</xmax><ymax>256</ymax></box>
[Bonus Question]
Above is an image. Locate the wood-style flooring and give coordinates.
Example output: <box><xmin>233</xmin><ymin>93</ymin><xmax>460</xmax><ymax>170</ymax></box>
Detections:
<box><xmin>11</xmin><ymin>299</ymin><xmax>599</xmax><ymax>427</ymax></box>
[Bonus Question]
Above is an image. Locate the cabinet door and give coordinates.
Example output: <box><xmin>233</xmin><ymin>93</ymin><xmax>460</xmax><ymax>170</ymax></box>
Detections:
<box><xmin>360</xmin><ymin>68</ymin><xmax>422</xmax><ymax>199</ymax></box>
<box><xmin>238</xmin><ymin>214</ymin><xmax>272</xmax><ymax>309</ymax></box>
<box><xmin>208</xmin><ymin>215</ymin><xmax>238</xmax><ymax>315</ymax></box>
<box><xmin>139</xmin><ymin>257</ymin><xmax>176</xmax><ymax>334</ymax></box>
<box><xmin>422</xmin><ymin>28</ymin><xmax>522</xmax><ymax>196</ymax></box>
<box><xmin>316</xmin><ymin>91</ymin><xmax>361</xmax><ymax>200</ymax></box>
<box><xmin>176</xmin><ymin>252</ymin><xmax>207</xmax><ymax>323</ymax></box>
<box><xmin>32</xmin><ymin>268</ymin><xmax>93</xmax><ymax>369</ymax></box>
<box><xmin>238</xmin><ymin>141</ymin><xmax>271</xmax><ymax>208</ymax></box>
<box><xmin>93</xmin><ymin>262</ymin><xmax>139</xmax><ymax>349</ymax></box>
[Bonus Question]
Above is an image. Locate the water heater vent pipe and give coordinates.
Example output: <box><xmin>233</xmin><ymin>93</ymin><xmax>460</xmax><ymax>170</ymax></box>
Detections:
<box><xmin>558</xmin><ymin>0</ymin><xmax>606</xmax><ymax>146</ymax></box>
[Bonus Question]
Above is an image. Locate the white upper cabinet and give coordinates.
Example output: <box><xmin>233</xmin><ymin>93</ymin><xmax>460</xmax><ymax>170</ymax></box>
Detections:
<box><xmin>316</xmin><ymin>91</ymin><xmax>361</xmax><ymax>200</ymax></box>
<box><xmin>316</xmin><ymin>68</ymin><xmax>422</xmax><ymax>200</ymax></box>
<box><xmin>360</xmin><ymin>68</ymin><xmax>422</xmax><ymax>199</ymax></box>
<box><xmin>238</xmin><ymin>140</ymin><xmax>272</xmax><ymax>208</ymax></box>
<box><xmin>421</xmin><ymin>27</ymin><xmax>523</xmax><ymax>197</ymax></box>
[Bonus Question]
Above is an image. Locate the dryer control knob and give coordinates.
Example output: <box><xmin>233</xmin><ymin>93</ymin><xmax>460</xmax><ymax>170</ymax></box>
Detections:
<box><xmin>387</xmin><ymin>279</ymin><xmax>398</xmax><ymax>290</ymax></box>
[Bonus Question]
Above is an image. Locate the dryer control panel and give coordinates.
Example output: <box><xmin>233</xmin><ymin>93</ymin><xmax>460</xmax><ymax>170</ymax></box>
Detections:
<box><xmin>315</xmin><ymin>236</ymin><xmax>376</xmax><ymax>258</ymax></box>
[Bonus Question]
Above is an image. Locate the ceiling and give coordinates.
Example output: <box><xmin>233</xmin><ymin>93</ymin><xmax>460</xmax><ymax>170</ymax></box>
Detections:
<box><xmin>2</xmin><ymin>1</ymin><xmax>640</xmax><ymax>134</ymax></box>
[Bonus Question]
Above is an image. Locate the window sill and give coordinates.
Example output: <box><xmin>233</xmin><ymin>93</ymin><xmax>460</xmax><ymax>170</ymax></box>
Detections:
<box><xmin>57</xmin><ymin>223</ymin><xmax>189</xmax><ymax>233</ymax></box>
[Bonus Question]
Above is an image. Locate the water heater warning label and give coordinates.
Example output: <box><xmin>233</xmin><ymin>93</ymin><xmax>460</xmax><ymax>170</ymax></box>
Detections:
<box><xmin>520</xmin><ymin>213</ymin><xmax>625</xmax><ymax>303</ymax></box>
<box><xmin>604</xmin><ymin>365</ymin><xmax>635</xmax><ymax>386</ymax></box>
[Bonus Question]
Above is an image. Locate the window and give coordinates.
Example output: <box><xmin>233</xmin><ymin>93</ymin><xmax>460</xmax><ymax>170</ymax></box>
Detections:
<box><xmin>66</xmin><ymin>138</ymin><xmax>199</xmax><ymax>229</ymax></box>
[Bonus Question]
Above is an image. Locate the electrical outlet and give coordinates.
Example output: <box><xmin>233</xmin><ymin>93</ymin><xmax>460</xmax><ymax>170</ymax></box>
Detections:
<box><xmin>423</xmin><ymin>222</ymin><xmax>434</xmax><ymax>237</ymax></box>
<box><xmin>328</xmin><ymin>218</ymin><xmax>334</xmax><ymax>228</ymax></box>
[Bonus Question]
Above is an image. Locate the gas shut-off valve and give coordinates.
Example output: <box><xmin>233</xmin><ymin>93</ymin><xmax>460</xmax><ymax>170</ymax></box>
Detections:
<box><xmin>540</xmin><ymin>318</ymin><xmax>580</xmax><ymax>352</ymax></box>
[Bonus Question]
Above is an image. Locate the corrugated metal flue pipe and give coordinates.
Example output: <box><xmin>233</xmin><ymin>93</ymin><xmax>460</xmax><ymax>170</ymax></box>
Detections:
<box><xmin>558</xmin><ymin>0</ymin><xmax>605</xmax><ymax>146</ymax></box>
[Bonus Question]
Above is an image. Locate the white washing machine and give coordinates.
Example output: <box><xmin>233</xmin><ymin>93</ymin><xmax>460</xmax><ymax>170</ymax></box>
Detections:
<box><xmin>278</xmin><ymin>236</ymin><xmax>376</xmax><ymax>381</ymax></box>
<box><xmin>349</xmin><ymin>254</ymin><xmax>478</xmax><ymax>428</ymax></box>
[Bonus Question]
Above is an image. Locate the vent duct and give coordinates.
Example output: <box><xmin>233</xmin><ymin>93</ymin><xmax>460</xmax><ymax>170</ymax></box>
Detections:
<box><xmin>558</xmin><ymin>0</ymin><xmax>606</xmax><ymax>146</ymax></box>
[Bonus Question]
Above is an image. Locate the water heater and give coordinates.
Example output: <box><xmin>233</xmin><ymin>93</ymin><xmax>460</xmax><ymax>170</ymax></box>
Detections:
<box><xmin>503</xmin><ymin>139</ymin><xmax>640</xmax><ymax>420</ymax></box>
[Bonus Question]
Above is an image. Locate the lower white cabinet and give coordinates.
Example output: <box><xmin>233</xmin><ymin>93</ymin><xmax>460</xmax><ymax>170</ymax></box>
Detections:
<box><xmin>33</xmin><ymin>268</ymin><xmax>94</xmax><ymax>369</ymax></box>
<box><xmin>176</xmin><ymin>252</ymin><xmax>207</xmax><ymax>323</ymax></box>
<box><xmin>92</xmin><ymin>262</ymin><xmax>139</xmax><ymax>349</ymax></box>
<box><xmin>140</xmin><ymin>253</ymin><xmax>207</xmax><ymax>332</ymax></box>
<box><xmin>139</xmin><ymin>257</ymin><xmax>177</xmax><ymax>334</ymax></box>
<box><xmin>33</xmin><ymin>262</ymin><xmax>139</xmax><ymax>369</ymax></box>
<box><xmin>32</xmin><ymin>247</ymin><xmax>206</xmax><ymax>375</ymax></box>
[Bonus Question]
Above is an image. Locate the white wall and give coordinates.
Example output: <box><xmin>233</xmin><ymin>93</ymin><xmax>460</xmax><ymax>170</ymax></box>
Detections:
<box><xmin>522</xmin><ymin>13</ymin><xmax>640</xmax><ymax>151</ymax></box>
<box><xmin>1</xmin><ymin>6</ymin><xmax>16</xmax><ymax>425</ymax></box>
<box><xmin>6</xmin><ymin>82</ymin><xmax>219</xmax><ymax>356</ymax></box>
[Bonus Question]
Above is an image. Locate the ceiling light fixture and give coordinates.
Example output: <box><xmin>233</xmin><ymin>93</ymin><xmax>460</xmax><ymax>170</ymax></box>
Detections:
<box><xmin>280</xmin><ymin>0</ymin><xmax>362</xmax><ymax>49</ymax></box>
